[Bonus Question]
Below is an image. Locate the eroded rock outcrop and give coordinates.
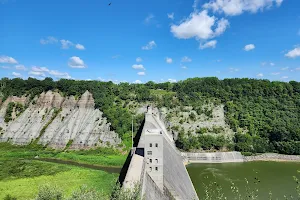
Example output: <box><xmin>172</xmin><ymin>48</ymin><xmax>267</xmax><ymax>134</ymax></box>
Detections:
<box><xmin>0</xmin><ymin>91</ymin><xmax>121</xmax><ymax>149</ymax></box>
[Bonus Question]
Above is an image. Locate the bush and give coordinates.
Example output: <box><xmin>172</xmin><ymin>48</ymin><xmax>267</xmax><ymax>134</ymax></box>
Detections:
<box><xmin>35</xmin><ymin>184</ymin><xmax>63</xmax><ymax>200</ymax></box>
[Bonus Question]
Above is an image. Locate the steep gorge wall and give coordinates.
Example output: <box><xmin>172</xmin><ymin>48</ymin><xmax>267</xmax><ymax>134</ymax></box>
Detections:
<box><xmin>0</xmin><ymin>91</ymin><xmax>121</xmax><ymax>149</ymax></box>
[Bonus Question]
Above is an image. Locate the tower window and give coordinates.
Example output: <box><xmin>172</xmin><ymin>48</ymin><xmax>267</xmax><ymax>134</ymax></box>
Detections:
<box><xmin>155</xmin><ymin>143</ymin><xmax>158</xmax><ymax>147</ymax></box>
<box><xmin>150</xmin><ymin>159</ymin><xmax>152</xmax><ymax>163</ymax></box>
<box><xmin>150</xmin><ymin>167</ymin><xmax>152</xmax><ymax>172</ymax></box>
<box><xmin>155</xmin><ymin>159</ymin><xmax>158</xmax><ymax>163</ymax></box>
<box><xmin>147</xmin><ymin>151</ymin><xmax>152</xmax><ymax>155</ymax></box>
<box><xmin>150</xmin><ymin>143</ymin><xmax>152</xmax><ymax>147</ymax></box>
<box><xmin>155</xmin><ymin>167</ymin><xmax>158</xmax><ymax>171</ymax></box>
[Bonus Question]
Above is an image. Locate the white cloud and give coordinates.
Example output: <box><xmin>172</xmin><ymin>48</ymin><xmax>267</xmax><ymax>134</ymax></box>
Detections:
<box><xmin>68</xmin><ymin>56</ymin><xmax>86</xmax><ymax>68</ymax></box>
<box><xmin>181</xmin><ymin>65</ymin><xmax>188</xmax><ymax>69</ymax></box>
<box><xmin>137</xmin><ymin>71</ymin><xmax>146</xmax><ymax>76</ymax></box>
<box><xmin>12</xmin><ymin>72</ymin><xmax>22</xmax><ymax>78</ymax></box>
<box><xmin>229</xmin><ymin>67</ymin><xmax>239</xmax><ymax>72</ymax></box>
<box><xmin>29</xmin><ymin>71</ymin><xmax>46</xmax><ymax>77</ymax></box>
<box><xmin>136</xmin><ymin>57</ymin><xmax>143</xmax><ymax>62</ymax></box>
<box><xmin>171</xmin><ymin>10</ymin><xmax>229</xmax><ymax>40</ymax></box>
<box><xmin>31</xmin><ymin>66</ymin><xmax>49</xmax><ymax>72</ymax></box>
<box><xmin>256</xmin><ymin>73</ymin><xmax>263</xmax><ymax>77</ymax></box>
<box><xmin>244</xmin><ymin>44</ymin><xmax>255</xmax><ymax>51</ymax></box>
<box><xmin>281</xmin><ymin>76</ymin><xmax>288</xmax><ymax>80</ymax></box>
<box><xmin>261</xmin><ymin>62</ymin><xmax>267</xmax><ymax>66</ymax></box>
<box><xmin>75</xmin><ymin>44</ymin><xmax>85</xmax><ymax>50</ymax></box>
<box><xmin>200</xmin><ymin>40</ymin><xmax>217</xmax><ymax>49</ymax></box>
<box><xmin>276</xmin><ymin>0</ymin><xmax>283</xmax><ymax>6</ymax></box>
<box><xmin>271</xmin><ymin>72</ymin><xmax>280</xmax><ymax>75</ymax></box>
<box><xmin>181</xmin><ymin>56</ymin><xmax>192</xmax><ymax>62</ymax></box>
<box><xmin>215</xmin><ymin>18</ymin><xmax>230</xmax><ymax>36</ymax></box>
<box><xmin>295</xmin><ymin>67</ymin><xmax>300</xmax><ymax>71</ymax></box>
<box><xmin>203</xmin><ymin>0</ymin><xmax>284</xmax><ymax>16</ymax></box>
<box><xmin>40</xmin><ymin>36</ymin><xmax>58</xmax><ymax>45</ymax></box>
<box><xmin>285</xmin><ymin>47</ymin><xmax>300</xmax><ymax>58</ymax></box>
<box><xmin>132</xmin><ymin>64</ymin><xmax>145</xmax><ymax>70</ymax></box>
<box><xmin>270</xmin><ymin>62</ymin><xmax>275</xmax><ymax>66</ymax></box>
<box><xmin>145</xmin><ymin>14</ymin><xmax>154</xmax><ymax>23</ymax></box>
<box><xmin>134</xmin><ymin>80</ymin><xmax>142</xmax><ymax>84</ymax></box>
<box><xmin>49</xmin><ymin>70</ymin><xmax>71</xmax><ymax>79</ymax></box>
<box><xmin>1</xmin><ymin>66</ymin><xmax>11</xmax><ymax>69</ymax></box>
<box><xmin>0</xmin><ymin>55</ymin><xmax>18</xmax><ymax>64</ymax></box>
<box><xmin>166</xmin><ymin>57</ymin><xmax>173</xmax><ymax>64</ymax></box>
<box><xmin>281</xmin><ymin>67</ymin><xmax>289</xmax><ymax>70</ymax></box>
<box><xmin>168</xmin><ymin>78</ymin><xmax>177</xmax><ymax>83</ymax></box>
<box><xmin>142</xmin><ymin>41</ymin><xmax>157</xmax><ymax>50</ymax></box>
<box><xmin>167</xmin><ymin>13</ymin><xmax>174</xmax><ymax>20</ymax></box>
<box><xmin>15</xmin><ymin>65</ymin><xmax>27</xmax><ymax>71</ymax></box>
<box><xmin>60</xmin><ymin>40</ymin><xmax>73</xmax><ymax>49</ymax></box>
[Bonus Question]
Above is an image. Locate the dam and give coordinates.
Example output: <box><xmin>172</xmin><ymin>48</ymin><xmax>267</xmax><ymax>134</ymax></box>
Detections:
<box><xmin>122</xmin><ymin>107</ymin><xmax>243</xmax><ymax>199</ymax></box>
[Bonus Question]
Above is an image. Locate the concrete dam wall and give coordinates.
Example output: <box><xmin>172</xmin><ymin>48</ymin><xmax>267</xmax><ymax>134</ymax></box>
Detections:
<box><xmin>182</xmin><ymin>151</ymin><xmax>244</xmax><ymax>163</ymax></box>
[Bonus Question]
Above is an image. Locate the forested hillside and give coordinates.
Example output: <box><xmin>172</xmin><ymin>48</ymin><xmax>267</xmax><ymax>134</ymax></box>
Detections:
<box><xmin>0</xmin><ymin>77</ymin><xmax>299</xmax><ymax>155</ymax></box>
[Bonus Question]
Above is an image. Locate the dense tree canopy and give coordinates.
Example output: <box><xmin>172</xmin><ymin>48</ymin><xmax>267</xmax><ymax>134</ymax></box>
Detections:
<box><xmin>1</xmin><ymin>77</ymin><xmax>300</xmax><ymax>154</ymax></box>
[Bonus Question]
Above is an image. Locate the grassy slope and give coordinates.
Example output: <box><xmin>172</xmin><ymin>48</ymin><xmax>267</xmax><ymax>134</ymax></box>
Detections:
<box><xmin>0</xmin><ymin>161</ymin><xmax>118</xmax><ymax>200</ymax></box>
<box><xmin>0</xmin><ymin>143</ymin><xmax>124</xmax><ymax>199</ymax></box>
<box><xmin>0</xmin><ymin>143</ymin><xmax>126</xmax><ymax>167</ymax></box>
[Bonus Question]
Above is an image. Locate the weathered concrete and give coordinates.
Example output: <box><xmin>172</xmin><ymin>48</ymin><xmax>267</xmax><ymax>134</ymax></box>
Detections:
<box><xmin>244</xmin><ymin>153</ymin><xmax>300</xmax><ymax>162</ymax></box>
<box><xmin>124</xmin><ymin>107</ymin><xmax>199</xmax><ymax>200</ymax></box>
<box><xmin>182</xmin><ymin>151</ymin><xmax>244</xmax><ymax>163</ymax></box>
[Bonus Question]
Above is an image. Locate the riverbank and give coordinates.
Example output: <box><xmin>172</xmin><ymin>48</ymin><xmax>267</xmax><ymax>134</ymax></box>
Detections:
<box><xmin>244</xmin><ymin>153</ymin><xmax>300</xmax><ymax>162</ymax></box>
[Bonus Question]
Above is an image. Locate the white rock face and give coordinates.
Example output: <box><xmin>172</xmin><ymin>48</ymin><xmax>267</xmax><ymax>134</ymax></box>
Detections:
<box><xmin>0</xmin><ymin>91</ymin><xmax>121</xmax><ymax>149</ymax></box>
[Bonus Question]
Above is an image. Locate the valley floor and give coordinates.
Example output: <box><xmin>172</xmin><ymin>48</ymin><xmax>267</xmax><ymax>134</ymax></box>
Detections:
<box><xmin>0</xmin><ymin>143</ymin><xmax>126</xmax><ymax>199</ymax></box>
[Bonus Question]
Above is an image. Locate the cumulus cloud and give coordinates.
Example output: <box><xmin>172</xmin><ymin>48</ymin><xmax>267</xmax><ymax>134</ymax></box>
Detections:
<box><xmin>1</xmin><ymin>66</ymin><xmax>10</xmax><ymax>69</ymax></box>
<box><xmin>244</xmin><ymin>44</ymin><xmax>255</xmax><ymax>51</ymax></box>
<box><xmin>203</xmin><ymin>0</ymin><xmax>284</xmax><ymax>16</ymax></box>
<box><xmin>132</xmin><ymin>64</ymin><xmax>145</xmax><ymax>70</ymax></box>
<box><xmin>136</xmin><ymin>57</ymin><xmax>143</xmax><ymax>62</ymax></box>
<box><xmin>29</xmin><ymin>71</ymin><xmax>46</xmax><ymax>77</ymax></box>
<box><xmin>281</xmin><ymin>67</ymin><xmax>289</xmax><ymax>71</ymax></box>
<box><xmin>181</xmin><ymin>56</ymin><xmax>192</xmax><ymax>62</ymax></box>
<box><xmin>256</xmin><ymin>73</ymin><xmax>263</xmax><ymax>77</ymax></box>
<box><xmin>12</xmin><ymin>72</ymin><xmax>22</xmax><ymax>78</ymax></box>
<box><xmin>167</xmin><ymin>13</ymin><xmax>174</xmax><ymax>20</ymax></box>
<box><xmin>68</xmin><ymin>56</ymin><xmax>87</xmax><ymax>68</ymax></box>
<box><xmin>200</xmin><ymin>40</ymin><xmax>217</xmax><ymax>49</ymax></box>
<box><xmin>0</xmin><ymin>55</ymin><xmax>18</xmax><ymax>64</ymax></box>
<box><xmin>165</xmin><ymin>57</ymin><xmax>173</xmax><ymax>64</ymax></box>
<box><xmin>168</xmin><ymin>78</ymin><xmax>177</xmax><ymax>83</ymax></box>
<box><xmin>60</xmin><ymin>40</ymin><xmax>73</xmax><ymax>49</ymax></box>
<box><xmin>31</xmin><ymin>66</ymin><xmax>49</xmax><ymax>72</ymax></box>
<box><xmin>40</xmin><ymin>36</ymin><xmax>58</xmax><ymax>45</ymax></box>
<box><xmin>142</xmin><ymin>41</ymin><xmax>157</xmax><ymax>50</ymax></box>
<box><xmin>134</xmin><ymin>80</ymin><xmax>142</xmax><ymax>84</ymax></box>
<box><xmin>285</xmin><ymin>47</ymin><xmax>300</xmax><ymax>58</ymax></box>
<box><xmin>270</xmin><ymin>62</ymin><xmax>275</xmax><ymax>66</ymax></box>
<box><xmin>49</xmin><ymin>70</ymin><xmax>71</xmax><ymax>79</ymax></box>
<box><xmin>170</xmin><ymin>10</ymin><xmax>229</xmax><ymax>40</ymax></box>
<box><xmin>229</xmin><ymin>67</ymin><xmax>239</xmax><ymax>72</ymax></box>
<box><xmin>181</xmin><ymin>65</ymin><xmax>188</xmax><ymax>69</ymax></box>
<box><xmin>15</xmin><ymin>65</ymin><xmax>27</xmax><ymax>71</ymax></box>
<box><xmin>137</xmin><ymin>71</ymin><xmax>146</xmax><ymax>76</ymax></box>
<box><xmin>271</xmin><ymin>72</ymin><xmax>280</xmax><ymax>75</ymax></box>
<box><xmin>75</xmin><ymin>44</ymin><xmax>85</xmax><ymax>50</ymax></box>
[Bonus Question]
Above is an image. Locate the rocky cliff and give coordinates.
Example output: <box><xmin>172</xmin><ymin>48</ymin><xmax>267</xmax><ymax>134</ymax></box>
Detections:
<box><xmin>0</xmin><ymin>91</ymin><xmax>121</xmax><ymax>149</ymax></box>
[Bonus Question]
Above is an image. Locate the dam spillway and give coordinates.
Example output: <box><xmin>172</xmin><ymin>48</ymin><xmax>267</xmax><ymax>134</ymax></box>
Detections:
<box><xmin>123</xmin><ymin>106</ymin><xmax>243</xmax><ymax>199</ymax></box>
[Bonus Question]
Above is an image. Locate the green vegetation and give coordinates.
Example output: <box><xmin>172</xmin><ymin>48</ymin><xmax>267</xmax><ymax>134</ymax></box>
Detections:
<box><xmin>0</xmin><ymin>143</ymin><xmax>126</xmax><ymax>167</ymax></box>
<box><xmin>1</xmin><ymin>77</ymin><xmax>300</xmax><ymax>154</ymax></box>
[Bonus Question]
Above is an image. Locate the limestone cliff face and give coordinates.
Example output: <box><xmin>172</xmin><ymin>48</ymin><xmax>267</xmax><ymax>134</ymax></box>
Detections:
<box><xmin>0</xmin><ymin>91</ymin><xmax>121</xmax><ymax>149</ymax></box>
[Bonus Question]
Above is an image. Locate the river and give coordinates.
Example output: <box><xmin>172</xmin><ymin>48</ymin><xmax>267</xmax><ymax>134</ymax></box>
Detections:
<box><xmin>187</xmin><ymin>162</ymin><xmax>300</xmax><ymax>199</ymax></box>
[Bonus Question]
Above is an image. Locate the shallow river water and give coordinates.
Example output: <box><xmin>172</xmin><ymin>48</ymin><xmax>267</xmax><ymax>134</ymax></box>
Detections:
<box><xmin>187</xmin><ymin>162</ymin><xmax>300</xmax><ymax>199</ymax></box>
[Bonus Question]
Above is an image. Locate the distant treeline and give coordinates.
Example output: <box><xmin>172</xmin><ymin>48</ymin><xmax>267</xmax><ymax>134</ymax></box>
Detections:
<box><xmin>1</xmin><ymin>77</ymin><xmax>300</xmax><ymax>155</ymax></box>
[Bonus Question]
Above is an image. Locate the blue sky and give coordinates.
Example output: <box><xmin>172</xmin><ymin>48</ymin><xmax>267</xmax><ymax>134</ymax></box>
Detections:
<box><xmin>0</xmin><ymin>0</ymin><xmax>300</xmax><ymax>83</ymax></box>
